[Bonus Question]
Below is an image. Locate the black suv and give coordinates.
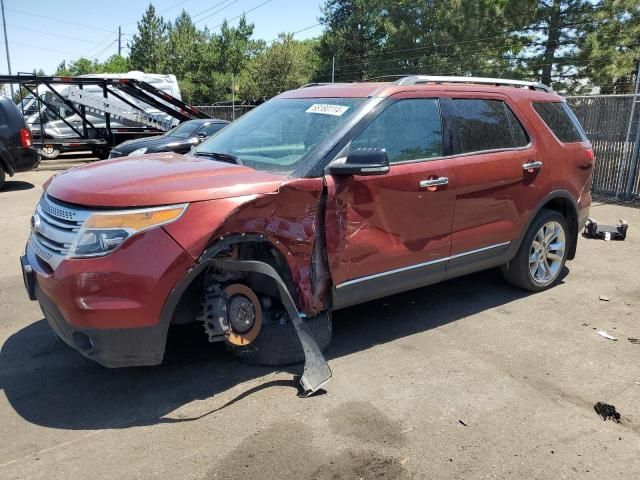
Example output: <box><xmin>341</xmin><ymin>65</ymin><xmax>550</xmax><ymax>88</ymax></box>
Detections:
<box><xmin>0</xmin><ymin>98</ymin><xmax>39</xmax><ymax>189</ymax></box>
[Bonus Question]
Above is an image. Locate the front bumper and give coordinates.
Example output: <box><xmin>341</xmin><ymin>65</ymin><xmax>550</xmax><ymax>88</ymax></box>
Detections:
<box><xmin>21</xmin><ymin>227</ymin><xmax>194</xmax><ymax>367</ymax></box>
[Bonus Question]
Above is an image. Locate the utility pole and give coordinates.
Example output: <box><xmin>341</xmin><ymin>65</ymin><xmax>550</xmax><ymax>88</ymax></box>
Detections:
<box><xmin>618</xmin><ymin>61</ymin><xmax>640</xmax><ymax>197</ymax></box>
<box><xmin>118</xmin><ymin>26</ymin><xmax>122</xmax><ymax>56</ymax></box>
<box><xmin>231</xmin><ymin>72</ymin><xmax>235</xmax><ymax>121</ymax></box>
<box><xmin>0</xmin><ymin>0</ymin><xmax>13</xmax><ymax>99</ymax></box>
<box><xmin>331</xmin><ymin>56</ymin><xmax>335</xmax><ymax>83</ymax></box>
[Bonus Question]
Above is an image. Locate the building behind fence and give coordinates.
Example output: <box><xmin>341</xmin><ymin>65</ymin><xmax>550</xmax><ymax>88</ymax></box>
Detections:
<box><xmin>196</xmin><ymin>96</ymin><xmax>640</xmax><ymax>206</ymax></box>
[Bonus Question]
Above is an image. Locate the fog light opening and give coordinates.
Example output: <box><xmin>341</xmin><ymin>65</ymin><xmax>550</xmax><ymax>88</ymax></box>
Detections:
<box><xmin>72</xmin><ymin>331</ymin><xmax>94</xmax><ymax>353</ymax></box>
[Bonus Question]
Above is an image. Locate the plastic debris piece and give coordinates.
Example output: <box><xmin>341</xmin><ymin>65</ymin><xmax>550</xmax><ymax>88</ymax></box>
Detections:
<box><xmin>628</xmin><ymin>338</ymin><xmax>640</xmax><ymax>345</ymax></box>
<box><xmin>596</xmin><ymin>330</ymin><xmax>618</xmax><ymax>341</ymax></box>
<box><xmin>594</xmin><ymin>402</ymin><xmax>621</xmax><ymax>423</ymax></box>
<box><xmin>599</xmin><ymin>295</ymin><xmax>610</xmax><ymax>302</ymax></box>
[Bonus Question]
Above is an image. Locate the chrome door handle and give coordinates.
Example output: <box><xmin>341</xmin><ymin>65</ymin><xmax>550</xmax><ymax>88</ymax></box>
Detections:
<box><xmin>420</xmin><ymin>177</ymin><xmax>449</xmax><ymax>188</ymax></box>
<box><xmin>523</xmin><ymin>161</ymin><xmax>543</xmax><ymax>171</ymax></box>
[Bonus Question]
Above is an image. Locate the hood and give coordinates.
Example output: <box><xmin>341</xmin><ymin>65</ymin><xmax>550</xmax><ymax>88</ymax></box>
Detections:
<box><xmin>113</xmin><ymin>135</ymin><xmax>173</xmax><ymax>153</ymax></box>
<box><xmin>45</xmin><ymin>152</ymin><xmax>286</xmax><ymax>207</ymax></box>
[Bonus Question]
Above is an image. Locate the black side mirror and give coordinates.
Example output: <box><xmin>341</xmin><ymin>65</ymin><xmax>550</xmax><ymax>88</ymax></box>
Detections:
<box><xmin>328</xmin><ymin>148</ymin><xmax>390</xmax><ymax>176</ymax></box>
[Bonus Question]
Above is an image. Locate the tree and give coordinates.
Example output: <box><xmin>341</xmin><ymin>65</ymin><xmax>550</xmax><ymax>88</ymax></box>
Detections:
<box><xmin>100</xmin><ymin>55</ymin><xmax>130</xmax><ymax>73</ymax></box>
<box><xmin>129</xmin><ymin>4</ymin><xmax>168</xmax><ymax>72</ymax></box>
<box><xmin>243</xmin><ymin>35</ymin><xmax>320</xmax><ymax>99</ymax></box>
<box><xmin>317</xmin><ymin>0</ymin><xmax>387</xmax><ymax>81</ymax></box>
<box><xmin>317</xmin><ymin>0</ymin><xmax>532</xmax><ymax>82</ymax></box>
<box><xmin>519</xmin><ymin>0</ymin><xmax>594</xmax><ymax>87</ymax></box>
<box><xmin>579</xmin><ymin>0</ymin><xmax>640</xmax><ymax>93</ymax></box>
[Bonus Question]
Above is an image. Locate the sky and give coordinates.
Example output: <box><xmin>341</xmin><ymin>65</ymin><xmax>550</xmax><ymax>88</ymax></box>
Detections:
<box><xmin>0</xmin><ymin>0</ymin><xmax>325</xmax><ymax>75</ymax></box>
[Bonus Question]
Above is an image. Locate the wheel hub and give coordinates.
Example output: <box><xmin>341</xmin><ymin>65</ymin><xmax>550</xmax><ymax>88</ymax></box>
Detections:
<box><xmin>223</xmin><ymin>284</ymin><xmax>263</xmax><ymax>346</ymax></box>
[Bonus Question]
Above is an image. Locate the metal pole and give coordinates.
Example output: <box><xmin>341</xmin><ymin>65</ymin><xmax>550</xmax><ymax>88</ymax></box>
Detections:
<box><xmin>617</xmin><ymin>62</ymin><xmax>640</xmax><ymax>196</ymax></box>
<box><xmin>118</xmin><ymin>26</ymin><xmax>122</xmax><ymax>56</ymax></box>
<box><xmin>231</xmin><ymin>73</ymin><xmax>235</xmax><ymax>121</ymax></box>
<box><xmin>331</xmin><ymin>56</ymin><xmax>335</xmax><ymax>83</ymax></box>
<box><xmin>0</xmin><ymin>0</ymin><xmax>14</xmax><ymax>99</ymax></box>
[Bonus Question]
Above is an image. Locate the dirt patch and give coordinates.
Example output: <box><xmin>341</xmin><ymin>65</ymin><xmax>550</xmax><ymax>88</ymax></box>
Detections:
<box><xmin>311</xmin><ymin>449</ymin><xmax>407</xmax><ymax>480</ymax></box>
<box><xmin>328</xmin><ymin>401</ymin><xmax>405</xmax><ymax>446</ymax></box>
<box><xmin>208</xmin><ymin>420</ymin><xmax>408</xmax><ymax>480</ymax></box>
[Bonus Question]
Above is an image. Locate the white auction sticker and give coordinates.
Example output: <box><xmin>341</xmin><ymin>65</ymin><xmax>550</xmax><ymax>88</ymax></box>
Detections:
<box><xmin>306</xmin><ymin>104</ymin><xmax>349</xmax><ymax>116</ymax></box>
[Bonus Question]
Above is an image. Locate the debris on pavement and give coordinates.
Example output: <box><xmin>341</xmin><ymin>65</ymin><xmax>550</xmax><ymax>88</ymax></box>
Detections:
<box><xmin>583</xmin><ymin>218</ymin><xmax>628</xmax><ymax>241</ymax></box>
<box><xmin>596</xmin><ymin>330</ymin><xmax>618</xmax><ymax>341</ymax></box>
<box><xmin>599</xmin><ymin>295</ymin><xmax>610</xmax><ymax>302</ymax></box>
<box><xmin>458</xmin><ymin>420</ymin><xmax>468</xmax><ymax>427</ymax></box>
<box><xmin>628</xmin><ymin>338</ymin><xmax>640</xmax><ymax>344</ymax></box>
<box><xmin>594</xmin><ymin>402</ymin><xmax>621</xmax><ymax>423</ymax></box>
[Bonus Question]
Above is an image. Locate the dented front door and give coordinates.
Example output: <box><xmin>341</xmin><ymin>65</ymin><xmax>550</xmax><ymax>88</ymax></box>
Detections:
<box><xmin>324</xmin><ymin>97</ymin><xmax>455</xmax><ymax>308</ymax></box>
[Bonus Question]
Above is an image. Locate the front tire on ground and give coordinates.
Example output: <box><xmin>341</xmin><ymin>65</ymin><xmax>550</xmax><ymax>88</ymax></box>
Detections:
<box><xmin>0</xmin><ymin>168</ymin><xmax>5</xmax><ymax>190</ymax></box>
<box><xmin>226</xmin><ymin>311</ymin><xmax>332</xmax><ymax>367</ymax></box>
<box><xmin>502</xmin><ymin>209</ymin><xmax>569</xmax><ymax>292</ymax></box>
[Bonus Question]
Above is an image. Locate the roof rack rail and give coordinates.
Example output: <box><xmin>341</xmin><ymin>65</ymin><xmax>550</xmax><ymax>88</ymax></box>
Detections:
<box><xmin>395</xmin><ymin>75</ymin><xmax>551</xmax><ymax>92</ymax></box>
<box><xmin>300</xmin><ymin>82</ymin><xmax>338</xmax><ymax>88</ymax></box>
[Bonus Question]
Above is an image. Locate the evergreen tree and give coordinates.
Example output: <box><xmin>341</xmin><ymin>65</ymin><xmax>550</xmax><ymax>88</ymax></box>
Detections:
<box><xmin>519</xmin><ymin>0</ymin><xmax>594</xmax><ymax>87</ymax></box>
<box><xmin>579</xmin><ymin>0</ymin><xmax>640</xmax><ymax>93</ymax></box>
<box><xmin>129</xmin><ymin>4</ymin><xmax>168</xmax><ymax>72</ymax></box>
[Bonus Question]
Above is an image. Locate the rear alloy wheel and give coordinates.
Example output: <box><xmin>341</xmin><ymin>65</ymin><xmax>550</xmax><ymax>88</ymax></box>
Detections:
<box><xmin>529</xmin><ymin>220</ymin><xmax>566</xmax><ymax>286</ymax></box>
<box><xmin>502</xmin><ymin>209</ymin><xmax>569</xmax><ymax>292</ymax></box>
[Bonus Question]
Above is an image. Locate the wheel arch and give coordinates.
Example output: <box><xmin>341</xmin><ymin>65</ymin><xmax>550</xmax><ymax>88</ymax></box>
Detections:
<box><xmin>515</xmin><ymin>190</ymin><xmax>579</xmax><ymax>261</ymax></box>
<box><xmin>160</xmin><ymin>234</ymin><xmax>301</xmax><ymax>330</ymax></box>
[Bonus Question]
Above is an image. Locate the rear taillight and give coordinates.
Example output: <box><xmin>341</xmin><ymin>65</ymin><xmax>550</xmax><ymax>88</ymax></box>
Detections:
<box><xmin>20</xmin><ymin>128</ymin><xmax>32</xmax><ymax>148</ymax></box>
<box><xmin>585</xmin><ymin>148</ymin><xmax>594</xmax><ymax>161</ymax></box>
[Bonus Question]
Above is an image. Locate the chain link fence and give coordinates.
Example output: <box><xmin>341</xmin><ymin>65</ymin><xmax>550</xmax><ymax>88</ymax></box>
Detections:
<box><xmin>567</xmin><ymin>94</ymin><xmax>640</xmax><ymax>206</ymax></box>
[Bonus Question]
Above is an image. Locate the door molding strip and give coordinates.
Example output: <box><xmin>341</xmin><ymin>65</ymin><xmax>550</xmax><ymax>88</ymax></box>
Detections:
<box><xmin>335</xmin><ymin>241</ymin><xmax>511</xmax><ymax>289</ymax></box>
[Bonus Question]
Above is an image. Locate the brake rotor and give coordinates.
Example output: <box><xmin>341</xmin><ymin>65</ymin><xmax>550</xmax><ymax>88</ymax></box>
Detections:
<box><xmin>223</xmin><ymin>283</ymin><xmax>263</xmax><ymax>346</ymax></box>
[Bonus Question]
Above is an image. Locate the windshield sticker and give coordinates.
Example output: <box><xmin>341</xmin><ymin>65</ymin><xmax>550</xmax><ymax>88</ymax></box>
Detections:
<box><xmin>306</xmin><ymin>104</ymin><xmax>350</xmax><ymax>116</ymax></box>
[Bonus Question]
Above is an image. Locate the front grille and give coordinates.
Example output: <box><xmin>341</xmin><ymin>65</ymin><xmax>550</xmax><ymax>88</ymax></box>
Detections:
<box><xmin>30</xmin><ymin>195</ymin><xmax>90</xmax><ymax>269</ymax></box>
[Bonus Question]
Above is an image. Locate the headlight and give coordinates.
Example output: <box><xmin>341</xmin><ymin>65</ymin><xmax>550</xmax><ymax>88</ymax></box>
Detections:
<box><xmin>128</xmin><ymin>147</ymin><xmax>148</xmax><ymax>156</ymax></box>
<box><xmin>68</xmin><ymin>204</ymin><xmax>187</xmax><ymax>258</ymax></box>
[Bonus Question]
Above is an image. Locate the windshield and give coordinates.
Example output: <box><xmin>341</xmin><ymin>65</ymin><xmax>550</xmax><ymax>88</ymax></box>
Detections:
<box><xmin>193</xmin><ymin>98</ymin><xmax>366</xmax><ymax>173</ymax></box>
<box><xmin>166</xmin><ymin>121</ymin><xmax>203</xmax><ymax>138</ymax></box>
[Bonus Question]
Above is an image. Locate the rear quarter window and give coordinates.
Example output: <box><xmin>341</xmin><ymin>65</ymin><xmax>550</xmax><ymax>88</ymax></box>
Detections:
<box><xmin>532</xmin><ymin>102</ymin><xmax>587</xmax><ymax>143</ymax></box>
<box><xmin>448</xmin><ymin>99</ymin><xmax>529</xmax><ymax>154</ymax></box>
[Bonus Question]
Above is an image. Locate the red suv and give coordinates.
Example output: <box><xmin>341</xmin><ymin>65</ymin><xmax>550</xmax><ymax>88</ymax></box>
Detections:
<box><xmin>21</xmin><ymin>76</ymin><xmax>593</xmax><ymax>393</ymax></box>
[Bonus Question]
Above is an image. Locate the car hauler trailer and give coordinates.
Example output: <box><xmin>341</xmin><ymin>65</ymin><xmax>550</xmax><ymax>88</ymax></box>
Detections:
<box><xmin>2</xmin><ymin>72</ymin><xmax>210</xmax><ymax>159</ymax></box>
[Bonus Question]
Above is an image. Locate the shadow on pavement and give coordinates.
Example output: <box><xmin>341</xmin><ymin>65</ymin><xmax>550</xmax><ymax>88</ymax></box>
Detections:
<box><xmin>0</xmin><ymin>267</ymin><xmax>562</xmax><ymax>430</ymax></box>
<box><xmin>1</xmin><ymin>180</ymin><xmax>35</xmax><ymax>192</ymax></box>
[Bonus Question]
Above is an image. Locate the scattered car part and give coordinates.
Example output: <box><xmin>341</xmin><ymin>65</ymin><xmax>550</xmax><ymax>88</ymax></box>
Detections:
<box><xmin>583</xmin><ymin>218</ymin><xmax>628</xmax><ymax>241</ymax></box>
<box><xmin>596</xmin><ymin>330</ymin><xmax>618</xmax><ymax>341</ymax></box>
<box><xmin>594</xmin><ymin>402</ymin><xmax>621</xmax><ymax>423</ymax></box>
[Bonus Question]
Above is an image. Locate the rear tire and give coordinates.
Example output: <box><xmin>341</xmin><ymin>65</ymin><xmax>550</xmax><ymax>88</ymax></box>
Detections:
<box><xmin>502</xmin><ymin>209</ymin><xmax>569</xmax><ymax>292</ymax></box>
<box><xmin>226</xmin><ymin>311</ymin><xmax>332</xmax><ymax>367</ymax></box>
<box><xmin>0</xmin><ymin>168</ymin><xmax>5</xmax><ymax>190</ymax></box>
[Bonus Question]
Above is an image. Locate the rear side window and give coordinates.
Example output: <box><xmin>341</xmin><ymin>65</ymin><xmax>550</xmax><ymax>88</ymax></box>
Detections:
<box><xmin>200</xmin><ymin>122</ymin><xmax>227</xmax><ymax>136</ymax></box>
<box><xmin>448</xmin><ymin>99</ymin><xmax>529</xmax><ymax>154</ymax></box>
<box><xmin>532</xmin><ymin>102</ymin><xmax>586</xmax><ymax>143</ymax></box>
<box><xmin>351</xmin><ymin>98</ymin><xmax>443</xmax><ymax>163</ymax></box>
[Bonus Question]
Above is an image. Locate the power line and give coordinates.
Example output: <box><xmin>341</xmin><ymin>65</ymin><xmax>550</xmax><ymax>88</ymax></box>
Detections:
<box><xmin>192</xmin><ymin>0</ymin><xmax>239</xmax><ymax>21</ymax></box>
<box><xmin>206</xmin><ymin>0</ymin><xmax>275</xmax><ymax>28</ymax></box>
<box><xmin>10</xmin><ymin>41</ymin><xmax>82</xmax><ymax>57</ymax></box>
<box><xmin>265</xmin><ymin>23</ymin><xmax>322</xmax><ymax>44</ymax></box>
<box><xmin>82</xmin><ymin>31</ymin><xmax>118</xmax><ymax>58</ymax></box>
<box><xmin>7</xmin><ymin>24</ymin><xmax>107</xmax><ymax>45</ymax></box>
<box><xmin>6</xmin><ymin>7</ymin><xmax>114</xmax><ymax>33</ymax></box>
